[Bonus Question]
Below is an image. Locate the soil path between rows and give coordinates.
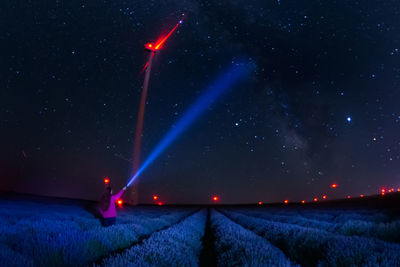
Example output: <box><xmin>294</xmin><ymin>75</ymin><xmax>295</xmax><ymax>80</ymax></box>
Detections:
<box><xmin>199</xmin><ymin>208</ymin><xmax>218</xmax><ymax>267</ymax></box>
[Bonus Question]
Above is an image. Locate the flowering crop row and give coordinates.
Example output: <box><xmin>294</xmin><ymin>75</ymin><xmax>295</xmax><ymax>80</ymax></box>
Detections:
<box><xmin>101</xmin><ymin>209</ymin><xmax>207</xmax><ymax>267</ymax></box>
<box><xmin>222</xmin><ymin>210</ymin><xmax>400</xmax><ymax>266</ymax></box>
<box><xmin>300</xmin><ymin>209</ymin><xmax>388</xmax><ymax>223</ymax></box>
<box><xmin>210</xmin><ymin>210</ymin><xmax>296</xmax><ymax>267</ymax></box>
<box><xmin>0</xmin><ymin>199</ymin><xmax>195</xmax><ymax>266</ymax></box>
<box><xmin>232</xmin><ymin>207</ymin><xmax>388</xmax><ymax>223</ymax></box>
<box><xmin>236</xmin><ymin>209</ymin><xmax>400</xmax><ymax>243</ymax></box>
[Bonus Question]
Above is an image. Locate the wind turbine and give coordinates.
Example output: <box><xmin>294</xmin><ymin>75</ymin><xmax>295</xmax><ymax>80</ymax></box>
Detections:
<box><xmin>128</xmin><ymin>16</ymin><xmax>184</xmax><ymax>204</ymax></box>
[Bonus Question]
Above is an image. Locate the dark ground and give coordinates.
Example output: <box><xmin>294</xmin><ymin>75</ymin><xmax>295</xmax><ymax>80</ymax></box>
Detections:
<box><xmin>199</xmin><ymin>208</ymin><xmax>218</xmax><ymax>267</ymax></box>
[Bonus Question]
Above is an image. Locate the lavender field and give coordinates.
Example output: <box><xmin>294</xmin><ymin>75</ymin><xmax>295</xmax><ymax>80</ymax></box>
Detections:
<box><xmin>0</xmin><ymin>193</ymin><xmax>400</xmax><ymax>266</ymax></box>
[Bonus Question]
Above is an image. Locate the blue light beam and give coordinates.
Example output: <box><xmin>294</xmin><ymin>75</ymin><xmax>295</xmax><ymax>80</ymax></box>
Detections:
<box><xmin>126</xmin><ymin>62</ymin><xmax>253</xmax><ymax>187</ymax></box>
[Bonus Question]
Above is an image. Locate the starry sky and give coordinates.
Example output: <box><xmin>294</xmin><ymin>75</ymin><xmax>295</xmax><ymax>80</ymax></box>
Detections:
<box><xmin>1</xmin><ymin>0</ymin><xmax>400</xmax><ymax>204</ymax></box>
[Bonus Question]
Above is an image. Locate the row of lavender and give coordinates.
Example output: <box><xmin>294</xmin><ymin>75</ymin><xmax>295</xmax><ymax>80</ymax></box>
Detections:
<box><xmin>100</xmin><ymin>209</ymin><xmax>207</xmax><ymax>266</ymax></box>
<box><xmin>210</xmin><ymin>210</ymin><xmax>295</xmax><ymax>266</ymax></box>
<box><xmin>249</xmin><ymin>207</ymin><xmax>389</xmax><ymax>223</ymax></box>
<box><xmin>231</xmin><ymin>207</ymin><xmax>400</xmax><ymax>243</ymax></box>
<box><xmin>0</xmin><ymin>198</ymin><xmax>195</xmax><ymax>266</ymax></box>
<box><xmin>221</xmin><ymin>210</ymin><xmax>400</xmax><ymax>266</ymax></box>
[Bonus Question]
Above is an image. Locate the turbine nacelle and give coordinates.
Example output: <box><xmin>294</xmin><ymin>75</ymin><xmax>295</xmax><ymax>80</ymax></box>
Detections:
<box><xmin>144</xmin><ymin>43</ymin><xmax>156</xmax><ymax>52</ymax></box>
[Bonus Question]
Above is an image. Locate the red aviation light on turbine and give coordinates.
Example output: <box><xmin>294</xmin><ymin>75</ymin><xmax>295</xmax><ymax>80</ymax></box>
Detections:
<box><xmin>314</xmin><ymin>197</ymin><xmax>318</xmax><ymax>202</ymax></box>
<box><xmin>258</xmin><ymin>201</ymin><xmax>263</xmax><ymax>205</ymax></box>
<box><xmin>104</xmin><ymin>177</ymin><xmax>110</xmax><ymax>184</ymax></box>
<box><xmin>381</xmin><ymin>188</ymin><xmax>386</xmax><ymax>195</ymax></box>
<box><xmin>331</xmin><ymin>183</ymin><xmax>338</xmax><ymax>188</ymax></box>
<box><xmin>157</xmin><ymin>202</ymin><xmax>163</xmax><ymax>206</ymax></box>
<box><xmin>360</xmin><ymin>194</ymin><xmax>364</xmax><ymax>198</ymax></box>
<box><xmin>212</xmin><ymin>196</ymin><xmax>219</xmax><ymax>202</ymax></box>
<box><xmin>347</xmin><ymin>195</ymin><xmax>351</xmax><ymax>199</ymax></box>
<box><xmin>153</xmin><ymin>195</ymin><xmax>158</xmax><ymax>200</ymax></box>
<box><xmin>322</xmin><ymin>195</ymin><xmax>327</xmax><ymax>199</ymax></box>
<box><xmin>144</xmin><ymin>43</ymin><xmax>155</xmax><ymax>52</ymax></box>
<box><xmin>301</xmin><ymin>200</ymin><xmax>306</xmax><ymax>204</ymax></box>
<box><xmin>284</xmin><ymin>199</ymin><xmax>289</xmax><ymax>204</ymax></box>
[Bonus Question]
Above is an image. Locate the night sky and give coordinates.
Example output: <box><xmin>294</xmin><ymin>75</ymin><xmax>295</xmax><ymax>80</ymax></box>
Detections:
<box><xmin>1</xmin><ymin>0</ymin><xmax>400</xmax><ymax>204</ymax></box>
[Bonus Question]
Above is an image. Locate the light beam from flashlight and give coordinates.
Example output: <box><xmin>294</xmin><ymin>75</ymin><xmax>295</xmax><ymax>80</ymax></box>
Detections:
<box><xmin>126</xmin><ymin>62</ymin><xmax>252</xmax><ymax>187</ymax></box>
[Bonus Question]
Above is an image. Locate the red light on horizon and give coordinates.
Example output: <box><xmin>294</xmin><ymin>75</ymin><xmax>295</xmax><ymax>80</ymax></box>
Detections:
<box><xmin>347</xmin><ymin>195</ymin><xmax>351</xmax><ymax>199</ymax></box>
<box><xmin>158</xmin><ymin>202</ymin><xmax>163</xmax><ymax>206</ymax></box>
<box><xmin>117</xmin><ymin>199</ymin><xmax>123</xmax><ymax>206</ymax></box>
<box><xmin>153</xmin><ymin>195</ymin><xmax>158</xmax><ymax>200</ymax></box>
<box><xmin>213</xmin><ymin>196</ymin><xmax>219</xmax><ymax>201</ymax></box>
<box><xmin>314</xmin><ymin>198</ymin><xmax>318</xmax><ymax>202</ymax></box>
<box><xmin>360</xmin><ymin>194</ymin><xmax>364</xmax><ymax>198</ymax></box>
<box><xmin>258</xmin><ymin>201</ymin><xmax>263</xmax><ymax>205</ymax></box>
<box><xmin>331</xmin><ymin>183</ymin><xmax>338</xmax><ymax>188</ymax></box>
<box><xmin>104</xmin><ymin>177</ymin><xmax>110</xmax><ymax>184</ymax></box>
<box><xmin>284</xmin><ymin>200</ymin><xmax>289</xmax><ymax>204</ymax></box>
<box><xmin>322</xmin><ymin>195</ymin><xmax>327</xmax><ymax>199</ymax></box>
<box><xmin>301</xmin><ymin>200</ymin><xmax>306</xmax><ymax>204</ymax></box>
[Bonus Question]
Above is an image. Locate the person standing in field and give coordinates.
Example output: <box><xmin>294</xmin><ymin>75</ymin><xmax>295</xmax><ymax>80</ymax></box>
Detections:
<box><xmin>99</xmin><ymin>186</ymin><xmax>126</xmax><ymax>226</ymax></box>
